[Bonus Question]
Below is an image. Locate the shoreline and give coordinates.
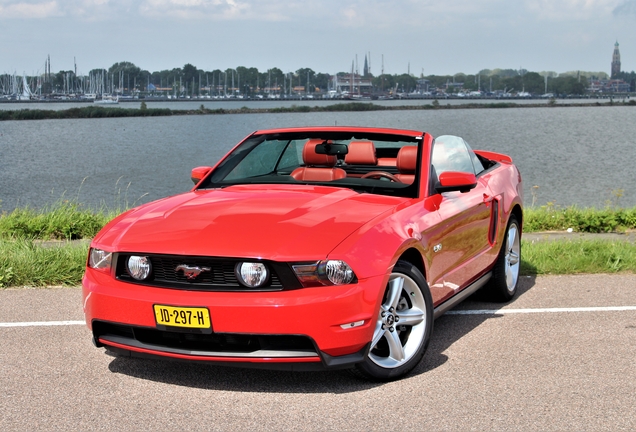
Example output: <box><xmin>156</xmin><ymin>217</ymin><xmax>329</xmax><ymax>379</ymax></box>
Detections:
<box><xmin>1</xmin><ymin>99</ymin><xmax>635</xmax><ymax>121</ymax></box>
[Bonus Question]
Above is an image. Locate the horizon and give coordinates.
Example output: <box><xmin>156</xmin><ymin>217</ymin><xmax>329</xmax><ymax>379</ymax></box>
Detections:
<box><xmin>0</xmin><ymin>57</ymin><xmax>618</xmax><ymax>79</ymax></box>
<box><xmin>1</xmin><ymin>1</ymin><xmax>635</xmax><ymax>77</ymax></box>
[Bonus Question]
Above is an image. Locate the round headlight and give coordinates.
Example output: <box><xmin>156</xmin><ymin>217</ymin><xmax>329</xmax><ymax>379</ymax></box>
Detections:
<box><xmin>235</xmin><ymin>262</ymin><xmax>269</xmax><ymax>288</ymax></box>
<box><xmin>127</xmin><ymin>256</ymin><xmax>152</xmax><ymax>280</ymax></box>
<box><xmin>325</xmin><ymin>260</ymin><xmax>355</xmax><ymax>285</ymax></box>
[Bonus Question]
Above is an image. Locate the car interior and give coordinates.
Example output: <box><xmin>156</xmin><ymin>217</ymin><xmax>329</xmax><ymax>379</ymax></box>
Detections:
<box><xmin>199</xmin><ymin>133</ymin><xmax>426</xmax><ymax>198</ymax></box>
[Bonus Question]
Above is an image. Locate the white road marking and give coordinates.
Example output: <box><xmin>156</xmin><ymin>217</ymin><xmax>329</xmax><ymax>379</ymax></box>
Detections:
<box><xmin>446</xmin><ymin>306</ymin><xmax>636</xmax><ymax>315</ymax></box>
<box><xmin>0</xmin><ymin>320</ymin><xmax>85</xmax><ymax>328</ymax></box>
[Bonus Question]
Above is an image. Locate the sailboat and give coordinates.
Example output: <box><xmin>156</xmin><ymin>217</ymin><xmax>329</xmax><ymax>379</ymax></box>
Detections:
<box><xmin>94</xmin><ymin>94</ymin><xmax>119</xmax><ymax>105</ymax></box>
<box><xmin>18</xmin><ymin>75</ymin><xmax>32</xmax><ymax>100</ymax></box>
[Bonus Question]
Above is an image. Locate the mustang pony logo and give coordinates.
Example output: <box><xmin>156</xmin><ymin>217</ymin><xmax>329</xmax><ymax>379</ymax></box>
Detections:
<box><xmin>175</xmin><ymin>264</ymin><xmax>211</xmax><ymax>280</ymax></box>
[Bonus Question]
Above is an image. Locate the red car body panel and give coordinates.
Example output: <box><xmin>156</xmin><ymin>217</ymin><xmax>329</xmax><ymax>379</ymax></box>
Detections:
<box><xmin>91</xmin><ymin>185</ymin><xmax>407</xmax><ymax>265</ymax></box>
<box><xmin>84</xmin><ymin>268</ymin><xmax>386</xmax><ymax>356</ymax></box>
<box><xmin>83</xmin><ymin>126</ymin><xmax>522</xmax><ymax>370</ymax></box>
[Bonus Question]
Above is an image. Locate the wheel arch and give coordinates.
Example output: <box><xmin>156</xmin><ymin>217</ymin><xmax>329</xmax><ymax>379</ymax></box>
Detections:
<box><xmin>510</xmin><ymin>203</ymin><xmax>523</xmax><ymax>235</ymax></box>
<box><xmin>396</xmin><ymin>247</ymin><xmax>427</xmax><ymax>281</ymax></box>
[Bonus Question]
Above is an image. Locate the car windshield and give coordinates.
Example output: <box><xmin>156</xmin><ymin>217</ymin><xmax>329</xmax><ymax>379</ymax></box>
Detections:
<box><xmin>197</xmin><ymin>131</ymin><xmax>423</xmax><ymax>198</ymax></box>
<box><xmin>431</xmin><ymin>135</ymin><xmax>486</xmax><ymax>178</ymax></box>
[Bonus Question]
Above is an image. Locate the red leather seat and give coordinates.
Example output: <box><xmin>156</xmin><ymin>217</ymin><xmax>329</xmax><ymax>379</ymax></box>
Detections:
<box><xmin>396</xmin><ymin>146</ymin><xmax>417</xmax><ymax>184</ymax></box>
<box><xmin>377</xmin><ymin>158</ymin><xmax>397</xmax><ymax>167</ymax></box>
<box><xmin>345</xmin><ymin>141</ymin><xmax>377</xmax><ymax>165</ymax></box>
<box><xmin>291</xmin><ymin>140</ymin><xmax>347</xmax><ymax>181</ymax></box>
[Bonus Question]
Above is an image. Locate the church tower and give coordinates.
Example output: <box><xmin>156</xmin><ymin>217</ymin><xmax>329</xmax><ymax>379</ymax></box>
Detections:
<box><xmin>611</xmin><ymin>41</ymin><xmax>621</xmax><ymax>78</ymax></box>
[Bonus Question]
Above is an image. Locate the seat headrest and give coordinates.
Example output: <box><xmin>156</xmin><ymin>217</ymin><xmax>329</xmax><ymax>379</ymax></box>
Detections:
<box><xmin>345</xmin><ymin>141</ymin><xmax>377</xmax><ymax>165</ymax></box>
<box><xmin>303</xmin><ymin>139</ymin><xmax>336</xmax><ymax>167</ymax></box>
<box><xmin>397</xmin><ymin>146</ymin><xmax>418</xmax><ymax>174</ymax></box>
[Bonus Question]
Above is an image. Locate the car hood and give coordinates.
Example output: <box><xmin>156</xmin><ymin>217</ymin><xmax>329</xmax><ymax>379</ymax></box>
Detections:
<box><xmin>94</xmin><ymin>185</ymin><xmax>407</xmax><ymax>261</ymax></box>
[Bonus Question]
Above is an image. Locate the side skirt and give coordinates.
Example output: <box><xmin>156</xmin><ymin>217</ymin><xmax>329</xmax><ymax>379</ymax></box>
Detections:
<box><xmin>433</xmin><ymin>272</ymin><xmax>492</xmax><ymax>319</ymax></box>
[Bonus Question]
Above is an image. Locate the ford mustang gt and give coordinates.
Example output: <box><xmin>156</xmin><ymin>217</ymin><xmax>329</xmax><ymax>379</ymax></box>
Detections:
<box><xmin>83</xmin><ymin>126</ymin><xmax>523</xmax><ymax>381</ymax></box>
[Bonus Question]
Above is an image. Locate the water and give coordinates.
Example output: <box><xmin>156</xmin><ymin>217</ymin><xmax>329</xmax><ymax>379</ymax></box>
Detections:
<box><xmin>0</xmin><ymin>96</ymin><xmax>613</xmax><ymax>111</ymax></box>
<box><xmin>1</xmin><ymin>104</ymin><xmax>635</xmax><ymax>212</ymax></box>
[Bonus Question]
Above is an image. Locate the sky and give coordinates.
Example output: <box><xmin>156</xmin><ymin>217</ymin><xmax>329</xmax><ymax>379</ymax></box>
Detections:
<box><xmin>1</xmin><ymin>0</ymin><xmax>635</xmax><ymax>77</ymax></box>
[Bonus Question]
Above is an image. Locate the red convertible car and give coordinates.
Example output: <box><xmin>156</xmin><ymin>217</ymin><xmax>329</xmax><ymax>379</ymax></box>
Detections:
<box><xmin>83</xmin><ymin>126</ymin><xmax>522</xmax><ymax>381</ymax></box>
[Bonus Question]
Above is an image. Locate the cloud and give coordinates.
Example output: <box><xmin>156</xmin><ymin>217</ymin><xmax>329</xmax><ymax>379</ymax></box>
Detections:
<box><xmin>0</xmin><ymin>0</ymin><xmax>131</xmax><ymax>19</ymax></box>
<box><xmin>0</xmin><ymin>0</ymin><xmax>627</xmax><ymax>24</ymax></box>
<box><xmin>0</xmin><ymin>0</ymin><xmax>514</xmax><ymax>23</ymax></box>
<box><xmin>0</xmin><ymin>1</ymin><xmax>60</xmax><ymax>18</ymax></box>
<box><xmin>524</xmin><ymin>0</ymin><xmax>620</xmax><ymax>20</ymax></box>
<box><xmin>138</xmin><ymin>0</ymin><xmax>250</xmax><ymax>20</ymax></box>
<box><xmin>613</xmin><ymin>0</ymin><xmax>636</xmax><ymax>15</ymax></box>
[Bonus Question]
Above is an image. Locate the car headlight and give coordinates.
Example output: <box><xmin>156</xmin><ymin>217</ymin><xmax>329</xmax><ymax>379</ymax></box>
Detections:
<box><xmin>126</xmin><ymin>256</ymin><xmax>152</xmax><ymax>281</ymax></box>
<box><xmin>88</xmin><ymin>248</ymin><xmax>112</xmax><ymax>270</ymax></box>
<box><xmin>325</xmin><ymin>260</ymin><xmax>355</xmax><ymax>285</ymax></box>
<box><xmin>292</xmin><ymin>260</ymin><xmax>357</xmax><ymax>287</ymax></box>
<box><xmin>235</xmin><ymin>262</ymin><xmax>269</xmax><ymax>288</ymax></box>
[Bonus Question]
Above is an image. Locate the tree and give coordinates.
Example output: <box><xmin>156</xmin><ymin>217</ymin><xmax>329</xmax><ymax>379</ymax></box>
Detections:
<box><xmin>107</xmin><ymin>62</ymin><xmax>143</xmax><ymax>92</ymax></box>
<box><xmin>182</xmin><ymin>63</ymin><xmax>198</xmax><ymax>83</ymax></box>
<box><xmin>314</xmin><ymin>72</ymin><xmax>331</xmax><ymax>92</ymax></box>
<box><xmin>236</xmin><ymin>66</ymin><xmax>259</xmax><ymax>95</ymax></box>
<box><xmin>372</xmin><ymin>74</ymin><xmax>395</xmax><ymax>92</ymax></box>
<box><xmin>295</xmin><ymin>68</ymin><xmax>316</xmax><ymax>92</ymax></box>
<box><xmin>550</xmin><ymin>76</ymin><xmax>588</xmax><ymax>95</ymax></box>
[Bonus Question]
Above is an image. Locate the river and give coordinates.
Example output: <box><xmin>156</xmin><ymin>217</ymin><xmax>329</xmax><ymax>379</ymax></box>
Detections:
<box><xmin>1</xmin><ymin>102</ymin><xmax>634</xmax><ymax>212</ymax></box>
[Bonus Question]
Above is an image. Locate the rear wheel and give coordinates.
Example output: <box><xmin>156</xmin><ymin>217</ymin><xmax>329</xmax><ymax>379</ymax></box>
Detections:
<box><xmin>485</xmin><ymin>215</ymin><xmax>521</xmax><ymax>302</ymax></box>
<box><xmin>354</xmin><ymin>261</ymin><xmax>433</xmax><ymax>381</ymax></box>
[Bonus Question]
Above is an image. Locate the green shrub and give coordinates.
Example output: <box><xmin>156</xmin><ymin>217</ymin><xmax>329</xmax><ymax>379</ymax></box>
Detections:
<box><xmin>524</xmin><ymin>205</ymin><xmax>636</xmax><ymax>233</ymax></box>
<box><xmin>0</xmin><ymin>239</ymin><xmax>88</xmax><ymax>287</ymax></box>
<box><xmin>0</xmin><ymin>200</ymin><xmax>112</xmax><ymax>240</ymax></box>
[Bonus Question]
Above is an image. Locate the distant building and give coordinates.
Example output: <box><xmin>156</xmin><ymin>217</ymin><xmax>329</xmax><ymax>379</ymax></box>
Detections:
<box><xmin>607</xmin><ymin>79</ymin><xmax>630</xmax><ymax>93</ymax></box>
<box><xmin>611</xmin><ymin>41</ymin><xmax>621</xmax><ymax>78</ymax></box>
<box><xmin>588</xmin><ymin>79</ymin><xmax>630</xmax><ymax>93</ymax></box>
<box><xmin>334</xmin><ymin>73</ymin><xmax>373</xmax><ymax>95</ymax></box>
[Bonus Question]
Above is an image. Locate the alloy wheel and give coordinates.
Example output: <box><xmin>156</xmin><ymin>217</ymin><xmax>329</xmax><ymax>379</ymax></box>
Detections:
<box><xmin>369</xmin><ymin>272</ymin><xmax>428</xmax><ymax>369</ymax></box>
<box><xmin>505</xmin><ymin>222</ymin><xmax>521</xmax><ymax>293</ymax></box>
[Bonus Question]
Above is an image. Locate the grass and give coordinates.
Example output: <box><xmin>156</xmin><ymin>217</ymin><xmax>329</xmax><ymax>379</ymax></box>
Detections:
<box><xmin>524</xmin><ymin>205</ymin><xmax>636</xmax><ymax>233</ymax></box>
<box><xmin>3</xmin><ymin>199</ymin><xmax>635</xmax><ymax>241</ymax></box>
<box><xmin>0</xmin><ymin>106</ymin><xmax>172</xmax><ymax>120</ymax></box>
<box><xmin>0</xmin><ymin>238</ymin><xmax>88</xmax><ymax>287</ymax></box>
<box><xmin>1</xmin><ymin>237</ymin><xmax>633</xmax><ymax>288</ymax></box>
<box><xmin>2</xmin><ymin>98</ymin><xmax>635</xmax><ymax>121</ymax></box>
<box><xmin>1</xmin><ymin>200</ymin><xmax>636</xmax><ymax>287</ymax></box>
<box><xmin>0</xmin><ymin>200</ymin><xmax>114</xmax><ymax>240</ymax></box>
<box><xmin>521</xmin><ymin>239</ymin><xmax>636</xmax><ymax>275</ymax></box>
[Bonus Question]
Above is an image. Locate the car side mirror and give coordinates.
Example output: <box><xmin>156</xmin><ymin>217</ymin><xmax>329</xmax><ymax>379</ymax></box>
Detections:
<box><xmin>435</xmin><ymin>171</ymin><xmax>477</xmax><ymax>193</ymax></box>
<box><xmin>191</xmin><ymin>166</ymin><xmax>213</xmax><ymax>184</ymax></box>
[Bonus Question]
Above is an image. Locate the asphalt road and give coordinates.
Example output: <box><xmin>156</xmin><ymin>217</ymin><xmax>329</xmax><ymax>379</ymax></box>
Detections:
<box><xmin>1</xmin><ymin>275</ymin><xmax>635</xmax><ymax>431</ymax></box>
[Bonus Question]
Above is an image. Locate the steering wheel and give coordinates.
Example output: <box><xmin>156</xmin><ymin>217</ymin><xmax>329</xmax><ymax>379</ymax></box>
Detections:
<box><xmin>361</xmin><ymin>171</ymin><xmax>399</xmax><ymax>182</ymax></box>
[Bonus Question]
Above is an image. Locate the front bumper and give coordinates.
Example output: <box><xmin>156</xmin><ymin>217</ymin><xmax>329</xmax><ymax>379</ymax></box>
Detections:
<box><xmin>82</xmin><ymin>268</ymin><xmax>386</xmax><ymax>369</ymax></box>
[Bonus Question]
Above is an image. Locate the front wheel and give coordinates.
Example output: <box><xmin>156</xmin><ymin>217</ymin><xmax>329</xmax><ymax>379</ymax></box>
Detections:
<box><xmin>354</xmin><ymin>261</ymin><xmax>433</xmax><ymax>381</ymax></box>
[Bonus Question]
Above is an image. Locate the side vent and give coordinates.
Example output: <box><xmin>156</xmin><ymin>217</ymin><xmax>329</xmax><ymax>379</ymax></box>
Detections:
<box><xmin>489</xmin><ymin>199</ymin><xmax>499</xmax><ymax>245</ymax></box>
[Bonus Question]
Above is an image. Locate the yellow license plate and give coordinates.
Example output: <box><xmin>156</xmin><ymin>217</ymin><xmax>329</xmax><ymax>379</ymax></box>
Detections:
<box><xmin>153</xmin><ymin>305</ymin><xmax>211</xmax><ymax>329</ymax></box>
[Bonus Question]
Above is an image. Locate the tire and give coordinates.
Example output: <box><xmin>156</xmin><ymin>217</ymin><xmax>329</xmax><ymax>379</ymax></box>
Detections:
<box><xmin>484</xmin><ymin>215</ymin><xmax>521</xmax><ymax>302</ymax></box>
<box><xmin>353</xmin><ymin>260</ymin><xmax>433</xmax><ymax>381</ymax></box>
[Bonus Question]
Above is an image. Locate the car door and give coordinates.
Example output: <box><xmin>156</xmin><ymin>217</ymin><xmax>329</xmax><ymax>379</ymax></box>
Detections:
<box><xmin>427</xmin><ymin>136</ymin><xmax>492</xmax><ymax>302</ymax></box>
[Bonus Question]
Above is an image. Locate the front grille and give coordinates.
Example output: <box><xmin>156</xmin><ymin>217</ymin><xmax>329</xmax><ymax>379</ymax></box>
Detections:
<box><xmin>115</xmin><ymin>253</ymin><xmax>301</xmax><ymax>291</ymax></box>
<box><xmin>93</xmin><ymin>321</ymin><xmax>317</xmax><ymax>357</ymax></box>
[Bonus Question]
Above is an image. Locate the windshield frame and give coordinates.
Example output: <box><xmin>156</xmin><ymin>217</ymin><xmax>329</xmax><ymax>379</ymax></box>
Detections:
<box><xmin>196</xmin><ymin>130</ymin><xmax>424</xmax><ymax>198</ymax></box>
